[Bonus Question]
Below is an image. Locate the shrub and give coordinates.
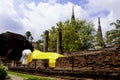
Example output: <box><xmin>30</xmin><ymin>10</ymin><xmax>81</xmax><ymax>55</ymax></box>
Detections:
<box><xmin>0</xmin><ymin>65</ymin><xmax>8</xmax><ymax>80</ymax></box>
<box><xmin>0</xmin><ymin>65</ymin><xmax>8</xmax><ymax>71</ymax></box>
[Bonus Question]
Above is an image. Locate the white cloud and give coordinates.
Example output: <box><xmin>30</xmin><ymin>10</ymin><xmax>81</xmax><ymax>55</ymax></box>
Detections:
<box><xmin>0</xmin><ymin>0</ymin><xmax>120</xmax><ymax>41</ymax></box>
<box><xmin>20</xmin><ymin>2</ymin><xmax>88</xmax><ymax>41</ymax></box>
<box><xmin>85</xmin><ymin>0</ymin><xmax>120</xmax><ymax>37</ymax></box>
<box><xmin>0</xmin><ymin>0</ymin><xmax>25</xmax><ymax>34</ymax></box>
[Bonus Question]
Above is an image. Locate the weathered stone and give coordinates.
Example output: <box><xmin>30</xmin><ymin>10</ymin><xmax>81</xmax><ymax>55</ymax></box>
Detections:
<box><xmin>43</xmin><ymin>30</ymin><xmax>49</xmax><ymax>52</ymax></box>
<box><xmin>0</xmin><ymin>32</ymin><xmax>33</xmax><ymax>61</ymax></box>
<box><xmin>55</xmin><ymin>48</ymin><xmax>120</xmax><ymax>72</ymax></box>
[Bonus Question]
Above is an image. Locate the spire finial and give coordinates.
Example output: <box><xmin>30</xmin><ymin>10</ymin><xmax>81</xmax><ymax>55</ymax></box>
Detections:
<box><xmin>98</xmin><ymin>17</ymin><xmax>100</xmax><ymax>24</ymax></box>
<box><xmin>71</xmin><ymin>6</ymin><xmax>75</xmax><ymax>20</ymax></box>
<box><xmin>98</xmin><ymin>17</ymin><xmax>102</xmax><ymax>37</ymax></box>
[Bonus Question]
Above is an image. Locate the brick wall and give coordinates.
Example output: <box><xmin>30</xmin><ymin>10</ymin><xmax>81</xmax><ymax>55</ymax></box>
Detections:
<box><xmin>55</xmin><ymin>48</ymin><xmax>120</xmax><ymax>72</ymax></box>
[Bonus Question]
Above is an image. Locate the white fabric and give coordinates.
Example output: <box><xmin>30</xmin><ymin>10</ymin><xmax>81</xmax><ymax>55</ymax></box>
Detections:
<box><xmin>20</xmin><ymin>49</ymin><xmax>31</xmax><ymax>64</ymax></box>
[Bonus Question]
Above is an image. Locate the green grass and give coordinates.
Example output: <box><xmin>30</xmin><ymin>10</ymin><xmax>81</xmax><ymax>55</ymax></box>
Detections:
<box><xmin>8</xmin><ymin>71</ymin><xmax>53</xmax><ymax>80</ymax></box>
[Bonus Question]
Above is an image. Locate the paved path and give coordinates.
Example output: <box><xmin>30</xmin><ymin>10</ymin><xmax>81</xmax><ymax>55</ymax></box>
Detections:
<box><xmin>9</xmin><ymin>74</ymin><xmax>24</xmax><ymax>80</ymax></box>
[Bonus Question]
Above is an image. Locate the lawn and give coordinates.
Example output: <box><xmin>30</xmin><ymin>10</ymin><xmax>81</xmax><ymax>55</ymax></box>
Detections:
<box><xmin>8</xmin><ymin>71</ymin><xmax>53</xmax><ymax>80</ymax></box>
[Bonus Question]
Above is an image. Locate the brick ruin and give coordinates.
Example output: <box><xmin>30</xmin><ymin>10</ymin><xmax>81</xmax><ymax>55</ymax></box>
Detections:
<box><xmin>8</xmin><ymin>47</ymin><xmax>120</xmax><ymax>79</ymax></box>
<box><xmin>0</xmin><ymin>17</ymin><xmax>119</xmax><ymax>74</ymax></box>
<box><xmin>16</xmin><ymin>27</ymin><xmax>120</xmax><ymax>73</ymax></box>
<box><xmin>55</xmin><ymin>47</ymin><xmax>120</xmax><ymax>72</ymax></box>
<box><xmin>1</xmin><ymin>30</ymin><xmax>119</xmax><ymax>74</ymax></box>
<box><xmin>24</xmin><ymin>47</ymin><xmax>120</xmax><ymax>73</ymax></box>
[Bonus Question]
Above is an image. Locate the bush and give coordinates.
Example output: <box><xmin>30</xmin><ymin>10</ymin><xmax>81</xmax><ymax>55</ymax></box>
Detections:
<box><xmin>0</xmin><ymin>65</ymin><xmax>8</xmax><ymax>71</ymax></box>
<box><xmin>0</xmin><ymin>66</ymin><xmax>8</xmax><ymax>80</ymax></box>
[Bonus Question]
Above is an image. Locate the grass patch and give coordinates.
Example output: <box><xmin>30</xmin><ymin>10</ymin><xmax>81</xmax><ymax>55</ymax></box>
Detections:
<box><xmin>8</xmin><ymin>71</ymin><xmax>53</xmax><ymax>80</ymax></box>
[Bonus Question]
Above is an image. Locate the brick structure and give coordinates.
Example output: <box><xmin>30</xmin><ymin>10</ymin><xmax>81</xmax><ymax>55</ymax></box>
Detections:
<box><xmin>43</xmin><ymin>30</ymin><xmax>49</xmax><ymax>52</ymax></box>
<box><xmin>0</xmin><ymin>32</ymin><xmax>33</xmax><ymax>66</ymax></box>
<box><xmin>55</xmin><ymin>47</ymin><xmax>120</xmax><ymax>72</ymax></box>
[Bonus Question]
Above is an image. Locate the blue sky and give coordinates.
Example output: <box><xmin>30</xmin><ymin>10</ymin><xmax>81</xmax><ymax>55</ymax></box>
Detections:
<box><xmin>0</xmin><ymin>0</ymin><xmax>119</xmax><ymax>41</ymax></box>
<box><xmin>28</xmin><ymin>0</ymin><xmax>88</xmax><ymax>5</ymax></box>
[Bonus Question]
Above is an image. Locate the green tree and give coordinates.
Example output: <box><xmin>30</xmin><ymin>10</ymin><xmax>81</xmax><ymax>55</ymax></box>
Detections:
<box><xmin>36</xmin><ymin>40</ymin><xmax>44</xmax><ymax>51</ymax></box>
<box><xmin>106</xmin><ymin>19</ymin><xmax>120</xmax><ymax>46</ymax></box>
<box><xmin>48</xmin><ymin>26</ymin><xmax>58</xmax><ymax>52</ymax></box>
<box><xmin>25</xmin><ymin>31</ymin><xmax>33</xmax><ymax>42</ymax></box>
<box><xmin>25</xmin><ymin>31</ymin><xmax>31</xmax><ymax>40</ymax></box>
<box><xmin>95</xmin><ymin>32</ymin><xmax>105</xmax><ymax>47</ymax></box>
<box><xmin>110</xmin><ymin>19</ymin><xmax>120</xmax><ymax>29</ymax></box>
<box><xmin>42</xmin><ymin>19</ymin><xmax>95</xmax><ymax>52</ymax></box>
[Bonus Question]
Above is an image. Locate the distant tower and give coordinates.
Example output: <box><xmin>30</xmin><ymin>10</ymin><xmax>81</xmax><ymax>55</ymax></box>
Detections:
<box><xmin>98</xmin><ymin>17</ymin><xmax>103</xmax><ymax>38</ymax></box>
<box><xmin>96</xmin><ymin>17</ymin><xmax>104</xmax><ymax>47</ymax></box>
<box><xmin>71</xmin><ymin>6</ymin><xmax>75</xmax><ymax>21</ymax></box>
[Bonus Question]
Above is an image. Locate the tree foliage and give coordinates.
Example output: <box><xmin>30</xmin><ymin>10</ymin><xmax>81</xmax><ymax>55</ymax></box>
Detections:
<box><xmin>106</xmin><ymin>19</ymin><xmax>120</xmax><ymax>46</ymax></box>
<box><xmin>0</xmin><ymin>65</ymin><xmax>7</xmax><ymax>80</ymax></box>
<box><xmin>25</xmin><ymin>31</ymin><xmax>33</xmax><ymax>42</ymax></box>
<box><xmin>36</xmin><ymin>40</ymin><xmax>44</xmax><ymax>51</ymax></box>
<box><xmin>95</xmin><ymin>32</ymin><xmax>105</xmax><ymax>47</ymax></box>
<box><xmin>110</xmin><ymin>19</ymin><xmax>120</xmax><ymax>29</ymax></box>
<box><xmin>41</xmin><ymin>19</ymin><xmax>95</xmax><ymax>52</ymax></box>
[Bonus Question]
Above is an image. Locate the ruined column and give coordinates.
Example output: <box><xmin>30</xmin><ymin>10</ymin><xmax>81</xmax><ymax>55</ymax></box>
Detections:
<box><xmin>57</xmin><ymin>28</ymin><xmax>62</xmax><ymax>54</ymax></box>
<box><xmin>43</xmin><ymin>30</ymin><xmax>49</xmax><ymax>52</ymax></box>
